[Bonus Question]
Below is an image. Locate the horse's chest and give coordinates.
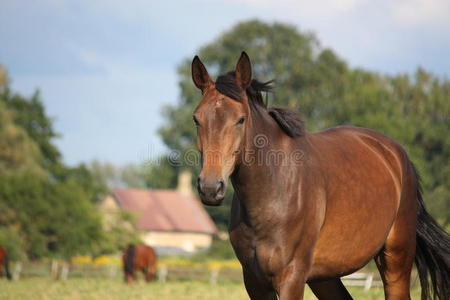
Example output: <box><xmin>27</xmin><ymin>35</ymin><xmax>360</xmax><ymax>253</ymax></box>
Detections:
<box><xmin>230</xmin><ymin>227</ymin><xmax>286</xmax><ymax>279</ymax></box>
<box><xmin>255</xmin><ymin>243</ymin><xmax>285</xmax><ymax>276</ymax></box>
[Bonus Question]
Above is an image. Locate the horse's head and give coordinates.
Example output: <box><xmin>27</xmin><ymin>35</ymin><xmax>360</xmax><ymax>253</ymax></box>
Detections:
<box><xmin>191</xmin><ymin>52</ymin><xmax>253</xmax><ymax>206</ymax></box>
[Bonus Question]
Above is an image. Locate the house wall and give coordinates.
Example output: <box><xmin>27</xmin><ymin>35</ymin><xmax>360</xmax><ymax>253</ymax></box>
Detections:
<box><xmin>141</xmin><ymin>231</ymin><xmax>213</xmax><ymax>253</ymax></box>
<box><xmin>98</xmin><ymin>195</ymin><xmax>120</xmax><ymax>230</ymax></box>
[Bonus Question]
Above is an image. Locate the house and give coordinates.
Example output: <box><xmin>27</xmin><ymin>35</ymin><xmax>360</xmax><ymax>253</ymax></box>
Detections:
<box><xmin>99</xmin><ymin>171</ymin><xmax>217</xmax><ymax>254</ymax></box>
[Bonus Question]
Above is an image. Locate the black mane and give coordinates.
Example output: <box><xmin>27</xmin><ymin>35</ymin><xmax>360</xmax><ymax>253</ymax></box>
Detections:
<box><xmin>215</xmin><ymin>72</ymin><xmax>304</xmax><ymax>137</ymax></box>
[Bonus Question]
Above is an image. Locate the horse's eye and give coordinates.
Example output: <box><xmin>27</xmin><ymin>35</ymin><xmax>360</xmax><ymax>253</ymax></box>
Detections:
<box><xmin>193</xmin><ymin>116</ymin><xmax>200</xmax><ymax>127</ymax></box>
<box><xmin>236</xmin><ymin>116</ymin><xmax>245</xmax><ymax>125</ymax></box>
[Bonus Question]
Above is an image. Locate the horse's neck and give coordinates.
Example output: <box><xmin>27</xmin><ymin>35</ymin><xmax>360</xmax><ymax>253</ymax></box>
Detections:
<box><xmin>231</xmin><ymin>113</ymin><xmax>306</xmax><ymax>226</ymax></box>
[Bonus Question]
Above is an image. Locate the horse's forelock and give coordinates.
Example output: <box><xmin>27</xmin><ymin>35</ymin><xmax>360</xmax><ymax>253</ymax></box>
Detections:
<box><xmin>214</xmin><ymin>72</ymin><xmax>303</xmax><ymax>137</ymax></box>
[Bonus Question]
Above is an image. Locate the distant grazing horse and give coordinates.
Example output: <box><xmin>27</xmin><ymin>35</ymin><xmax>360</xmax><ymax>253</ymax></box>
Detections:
<box><xmin>191</xmin><ymin>52</ymin><xmax>450</xmax><ymax>300</ymax></box>
<box><xmin>0</xmin><ymin>246</ymin><xmax>12</xmax><ymax>280</ymax></box>
<box><xmin>123</xmin><ymin>244</ymin><xmax>157</xmax><ymax>283</ymax></box>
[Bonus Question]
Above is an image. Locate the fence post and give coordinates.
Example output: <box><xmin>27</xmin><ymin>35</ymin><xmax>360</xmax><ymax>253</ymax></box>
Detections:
<box><xmin>108</xmin><ymin>265</ymin><xmax>117</xmax><ymax>278</ymax></box>
<box><xmin>158</xmin><ymin>265</ymin><xmax>168</xmax><ymax>283</ymax></box>
<box><xmin>210</xmin><ymin>268</ymin><xmax>220</xmax><ymax>285</ymax></box>
<box><xmin>51</xmin><ymin>260</ymin><xmax>59</xmax><ymax>279</ymax></box>
<box><xmin>364</xmin><ymin>273</ymin><xmax>374</xmax><ymax>291</ymax></box>
<box><xmin>12</xmin><ymin>262</ymin><xmax>22</xmax><ymax>280</ymax></box>
<box><xmin>60</xmin><ymin>263</ymin><xmax>69</xmax><ymax>280</ymax></box>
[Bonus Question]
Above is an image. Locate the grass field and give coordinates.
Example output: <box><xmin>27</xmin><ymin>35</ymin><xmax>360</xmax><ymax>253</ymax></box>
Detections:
<box><xmin>0</xmin><ymin>278</ymin><xmax>422</xmax><ymax>300</ymax></box>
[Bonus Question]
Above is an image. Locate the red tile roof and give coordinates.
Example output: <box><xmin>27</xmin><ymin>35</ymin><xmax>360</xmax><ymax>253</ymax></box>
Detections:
<box><xmin>112</xmin><ymin>188</ymin><xmax>217</xmax><ymax>234</ymax></box>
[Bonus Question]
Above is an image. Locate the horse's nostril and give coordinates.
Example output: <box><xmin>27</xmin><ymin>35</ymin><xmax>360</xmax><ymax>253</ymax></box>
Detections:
<box><xmin>197</xmin><ymin>176</ymin><xmax>205</xmax><ymax>195</ymax></box>
<box><xmin>197</xmin><ymin>177</ymin><xmax>225</xmax><ymax>199</ymax></box>
<box><xmin>216</xmin><ymin>179</ymin><xmax>225</xmax><ymax>194</ymax></box>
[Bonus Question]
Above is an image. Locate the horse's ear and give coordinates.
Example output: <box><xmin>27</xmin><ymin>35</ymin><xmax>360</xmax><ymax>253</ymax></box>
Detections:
<box><xmin>192</xmin><ymin>56</ymin><xmax>213</xmax><ymax>92</ymax></box>
<box><xmin>235</xmin><ymin>51</ymin><xmax>252</xmax><ymax>89</ymax></box>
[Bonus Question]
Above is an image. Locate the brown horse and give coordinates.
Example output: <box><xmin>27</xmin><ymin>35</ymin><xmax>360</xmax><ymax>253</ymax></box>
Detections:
<box><xmin>123</xmin><ymin>244</ymin><xmax>157</xmax><ymax>283</ymax></box>
<box><xmin>0</xmin><ymin>246</ymin><xmax>12</xmax><ymax>280</ymax></box>
<box><xmin>191</xmin><ymin>52</ymin><xmax>450</xmax><ymax>300</ymax></box>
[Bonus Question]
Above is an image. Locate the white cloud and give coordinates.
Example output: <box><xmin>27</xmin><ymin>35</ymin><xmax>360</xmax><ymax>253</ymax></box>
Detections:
<box><xmin>391</xmin><ymin>0</ymin><xmax>450</xmax><ymax>29</ymax></box>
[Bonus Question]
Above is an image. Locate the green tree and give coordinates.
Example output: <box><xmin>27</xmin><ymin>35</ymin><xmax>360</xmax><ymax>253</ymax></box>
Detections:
<box><xmin>88</xmin><ymin>161</ymin><xmax>149</xmax><ymax>189</ymax></box>
<box><xmin>0</xmin><ymin>102</ymin><xmax>43</xmax><ymax>174</ymax></box>
<box><xmin>59</xmin><ymin>163</ymin><xmax>107</xmax><ymax>204</ymax></box>
<box><xmin>0</xmin><ymin>88</ymin><xmax>61</xmax><ymax>174</ymax></box>
<box><xmin>88</xmin><ymin>159</ymin><xmax>179</xmax><ymax>190</ymax></box>
<box><xmin>0</xmin><ymin>172</ymin><xmax>103</xmax><ymax>259</ymax></box>
<box><xmin>144</xmin><ymin>155</ymin><xmax>180</xmax><ymax>189</ymax></box>
<box><xmin>94</xmin><ymin>210</ymin><xmax>141</xmax><ymax>255</ymax></box>
<box><xmin>88</xmin><ymin>161</ymin><xmax>123</xmax><ymax>188</ymax></box>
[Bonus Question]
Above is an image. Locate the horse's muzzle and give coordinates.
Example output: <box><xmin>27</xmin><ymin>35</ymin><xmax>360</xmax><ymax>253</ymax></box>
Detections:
<box><xmin>197</xmin><ymin>176</ymin><xmax>226</xmax><ymax>206</ymax></box>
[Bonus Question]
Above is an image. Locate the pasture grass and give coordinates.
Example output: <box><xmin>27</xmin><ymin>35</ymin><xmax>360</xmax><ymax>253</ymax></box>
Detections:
<box><xmin>0</xmin><ymin>277</ymin><xmax>421</xmax><ymax>299</ymax></box>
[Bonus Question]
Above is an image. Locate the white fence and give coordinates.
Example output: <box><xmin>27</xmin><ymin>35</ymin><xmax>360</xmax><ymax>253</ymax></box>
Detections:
<box><xmin>342</xmin><ymin>273</ymin><xmax>383</xmax><ymax>291</ymax></box>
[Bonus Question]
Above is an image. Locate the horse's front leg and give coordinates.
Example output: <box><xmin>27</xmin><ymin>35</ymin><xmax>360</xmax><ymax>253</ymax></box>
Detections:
<box><xmin>242</xmin><ymin>267</ymin><xmax>278</xmax><ymax>300</ymax></box>
<box><xmin>275</xmin><ymin>261</ymin><xmax>311</xmax><ymax>300</ymax></box>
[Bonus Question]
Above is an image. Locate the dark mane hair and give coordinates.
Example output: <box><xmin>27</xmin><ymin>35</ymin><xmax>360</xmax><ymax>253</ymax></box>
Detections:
<box><xmin>215</xmin><ymin>72</ymin><xmax>304</xmax><ymax>137</ymax></box>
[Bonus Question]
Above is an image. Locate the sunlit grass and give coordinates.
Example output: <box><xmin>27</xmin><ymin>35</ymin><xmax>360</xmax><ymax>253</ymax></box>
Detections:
<box><xmin>0</xmin><ymin>277</ymin><xmax>421</xmax><ymax>300</ymax></box>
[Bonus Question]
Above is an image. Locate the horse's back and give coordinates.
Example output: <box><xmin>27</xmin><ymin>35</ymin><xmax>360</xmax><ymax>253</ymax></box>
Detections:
<box><xmin>135</xmin><ymin>245</ymin><xmax>157</xmax><ymax>267</ymax></box>
<box><xmin>307</xmin><ymin>125</ymin><xmax>416</xmax><ymax>279</ymax></box>
<box><xmin>310</xmin><ymin>125</ymin><xmax>409</xmax><ymax>191</ymax></box>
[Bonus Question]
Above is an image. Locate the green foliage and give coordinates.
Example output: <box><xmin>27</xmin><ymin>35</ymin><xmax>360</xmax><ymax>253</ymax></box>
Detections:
<box><xmin>88</xmin><ymin>161</ymin><xmax>150</xmax><ymax>189</ymax></box>
<box><xmin>0</xmin><ymin>172</ymin><xmax>103</xmax><ymax>259</ymax></box>
<box><xmin>158</xmin><ymin>20</ymin><xmax>450</xmax><ymax>227</ymax></box>
<box><xmin>0</xmin><ymin>102</ymin><xmax>43</xmax><ymax>174</ymax></box>
<box><xmin>120</xmin><ymin>164</ymin><xmax>147</xmax><ymax>188</ymax></box>
<box><xmin>200</xmin><ymin>239</ymin><xmax>236</xmax><ymax>260</ymax></box>
<box><xmin>58</xmin><ymin>163</ymin><xmax>107</xmax><ymax>204</ymax></box>
<box><xmin>0</xmin><ymin>226</ymin><xmax>26</xmax><ymax>261</ymax></box>
<box><xmin>88</xmin><ymin>161</ymin><xmax>122</xmax><ymax>188</ymax></box>
<box><xmin>0</xmin><ymin>87</ymin><xmax>61</xmax><ymax>174</ymax></box>
<box><xmin>88</xmin><ymin>158</ymin><xmax>181</xmax><ymax>190</ymax></box>
<box><xmin>93</xmin><ymin>210</ymin><xmax>141</xmax><ymax>255</ymax></box>
<box><xmin>144</xmin><ymin>155</ymin><xmax>180</xmax><ymax>189</ymax></box>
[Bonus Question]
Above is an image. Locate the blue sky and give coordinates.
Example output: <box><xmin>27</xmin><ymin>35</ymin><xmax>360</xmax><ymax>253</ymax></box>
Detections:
<box><xmin>1</xmin><ymin>0</ymin><xmax>449</xmax><ymax>166</ymax></box>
